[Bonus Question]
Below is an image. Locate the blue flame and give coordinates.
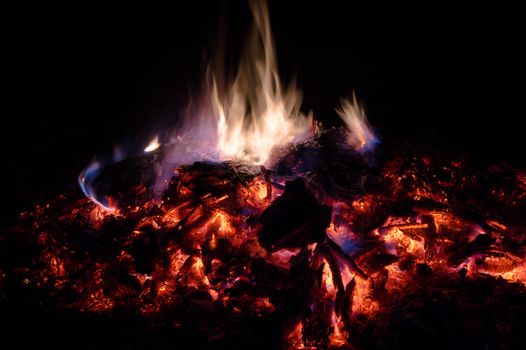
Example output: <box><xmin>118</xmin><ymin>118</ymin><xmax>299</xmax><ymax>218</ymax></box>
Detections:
<box><xmin>78</xmin><ymin>161</ymin><xmax>114</xmax><ymax>210</ymax></box>
<box><xmin>358</xmin><ymin>135</ymin><xmax>380</xmax><ymax>154</ymax></box>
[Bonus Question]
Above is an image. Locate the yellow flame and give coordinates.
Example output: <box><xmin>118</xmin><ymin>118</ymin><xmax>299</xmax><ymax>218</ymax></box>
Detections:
<box><xmin>210</xmin><ymin>0</ymin><xmax>312</xmax><ymax>165</ymax></box>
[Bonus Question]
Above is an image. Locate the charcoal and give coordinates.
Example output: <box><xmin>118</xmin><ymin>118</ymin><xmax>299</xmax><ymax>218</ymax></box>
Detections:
<box><xmin>458</xmin><ymin>266</ymin><xmax>468</xmax><ymax>278</ymax></box>
<box><xmin>416</xmin><ymin>263</ymin><xmax>433</xmax><ymax>277</ymax></box>
<box><xmin>130</xmin><ymin>231</ymin><xmax>160</xmax><ymax>274</ymax></box>
<box><xmin>447</xmin><ymin>234</ymin><xmax>496</xmax><ymax>266</ymax></box>
<box><xmin>325</xmin><ymin>237</ymin><xmax>366</xmax><ymax>278</ymax></box>
<box><xmin>355</xmin><ymin>249</ymin><xmax>399</xmax><ymax>274</ymax></box>
<box><xmin>93</xmin><ymin>152</ymin><xmax>159</xmax><ymax>208</ymax></box>
<box><xmin>382</xmin><ymin>296</ymin><xmax>465</xmax><ymax>350</ymax></box>
<box><xmin>258</xmin><ymin>177</ymin><xmax>331</xmax><ymax>251</ymax></box>
<box><xmin>398</xmin><ymin>255</ymin><xmax>416</xmax><ymax>271</ymax></box>
<box><xmin>342</xmin><ymin>278</ymin><xmax>355</xmax><ymax>323</ymax></box>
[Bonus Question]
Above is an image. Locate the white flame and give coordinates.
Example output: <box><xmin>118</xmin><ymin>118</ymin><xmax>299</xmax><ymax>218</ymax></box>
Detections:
<box><xmin>153</xmin><ymin>0</ymin><xmax>312</xmax><ymax>196</ymax></box>
<box><xmin>336</xmin><ymin>96</ymin><xmax>378</xmax><ymax>153</ymax></box>
<box><xmin>81</xmin><ymin>0</ymin><xmax>380</xmax><ymax>208</ymax></box>
<box><xmin>144</xmin><ymin>135</ymin><xmax>160</xmax><ymax>153</ymax></box>
<box><xmin>210</xmin><ymin>0</ymin><xmax>312</xmax><ymax>164</ymax></box>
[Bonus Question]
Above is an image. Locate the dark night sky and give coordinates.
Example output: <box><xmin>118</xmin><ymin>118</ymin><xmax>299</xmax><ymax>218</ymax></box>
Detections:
<box><xmin>4</xmin><ymin>1</ymin><xmax>525</xmax><ymax>213</ymax></box>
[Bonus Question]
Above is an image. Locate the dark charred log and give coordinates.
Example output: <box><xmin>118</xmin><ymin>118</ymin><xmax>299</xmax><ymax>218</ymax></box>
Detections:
<box><xmin>258</xmin><ymin>177</ymin><xmax>331</xmax><ymax>251</ymax></box>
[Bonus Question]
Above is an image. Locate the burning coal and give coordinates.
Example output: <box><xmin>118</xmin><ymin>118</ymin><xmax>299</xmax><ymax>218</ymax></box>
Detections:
<box><xmin>7</xmin><ymin>133</ymin><xmax>526</xmax><ymax>348</ymax></box>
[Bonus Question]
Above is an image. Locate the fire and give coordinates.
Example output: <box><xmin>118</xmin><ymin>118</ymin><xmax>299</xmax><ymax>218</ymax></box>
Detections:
<box><xmin>6</xmin><ymin>1</ymin><xmax>525</xmax><ymax>349</ymax></box>
<box><xmin>329</xmin><ymin>311</ymin><xmax>348</xmax><ymax>348</ymax></box>
<box><xmin>336</xmin><ymin>95</ymin><xmax>379</xmax><ymax>152</ymax></box>
<box><xmin>149</xmin><ymin>0</ymin><xmax>315</xmax><ymax>198</ymax></box>
<box><xmin>78</xmin><ymin>161</ymin><xmax>116</xmax><ymax>211</ymax></box>
<box><xmin>210</xmin><ymin>211</ymin><xmax>233</xmax><ymax>235</ymax></box>
<box><xmin>211</xmin><ymin>1</ymin><xmax>312</xmax><ymax>165</ymax></box>
<box><xmin>144</xmin><ymin>135</ymin><xmax>160</xmax><ymax>153</ymax></box>
<box><xmin>78</xmin><ymin>1</ymin><xmax>379</xmax><ymax>208</ymax></box>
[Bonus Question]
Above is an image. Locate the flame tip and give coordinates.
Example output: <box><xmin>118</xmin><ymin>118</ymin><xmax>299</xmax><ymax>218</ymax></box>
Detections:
<box><xmin>337</xmin><ymin>96</ymin><xmax>379</xmax><ymax>153</ymax></box>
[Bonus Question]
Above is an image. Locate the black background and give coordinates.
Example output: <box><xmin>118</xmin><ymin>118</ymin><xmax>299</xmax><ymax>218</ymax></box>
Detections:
<box><xmin>4</xmin><ymin>1</ymin><xmax>524</xmax><ymax>214</ymax></box>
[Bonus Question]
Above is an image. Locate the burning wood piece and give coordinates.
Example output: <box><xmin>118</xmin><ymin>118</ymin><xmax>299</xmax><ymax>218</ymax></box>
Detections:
<box><xmin>325</xmin><ymin>238</ymin><xmax>367</xmax><ymax>279</ymax></box>
<box><xmin>260</xmin><ymin>165</ymin><xmax>273</xmax><ymax>201</ymax></box>
<box><xmin>379</xmin><ymin>223</ymin><xmax>429</xmax><ymax>240</ymax></box>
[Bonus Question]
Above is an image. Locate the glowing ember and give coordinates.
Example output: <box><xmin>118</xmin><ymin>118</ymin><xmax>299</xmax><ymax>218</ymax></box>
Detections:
<box><xmin>5</xmin><ymin>144</ymin><xmax>526</xmax><ymax>349</ymax></box>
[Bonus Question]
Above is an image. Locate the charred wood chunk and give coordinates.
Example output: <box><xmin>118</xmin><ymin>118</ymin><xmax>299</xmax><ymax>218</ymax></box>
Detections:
<box><xmin>416</xmin><ymin>263</ymin><xmax>432</xmax><ymax>277</ymax></box>
<box><xmin>446</xmin><ymin>234</ymin><xmax>496</xmax><ymax>266</ymax></box>
<box><xmin>356</xmin><ymin>248</ymin><xmax>399</xmax><ymax>274</ymax></box>
<box><xmin>398</xmin><ymin>255</ymin><xmax>416</xmax><ymax>271</ymax></box>
<box><xmin>341</xmin><ymin>278</ymin><xmax>356</xmax><ymax>338</ymax></box>
<box><xmin>383</xmin><ymin>296</ymin><xmax>464</xmax><ymax>350</ymax></box>
<box><xmin>93</xmin><ymin>153</ymin><xmax>158</xmax><ymax>208</ymax></box>
<box><xmin>458</xmin><ymin>266</ymin><xmax>468</xmax><ymax>278</ymax></box>
<box><xmin>258</xmin><ymin>178</ymin><xmax>331</xmax><ymax>251</ymax></box>
<box><xmin>130</xmin><ymin>231</ymin><xmax>160</xmax><ymax>274</ymax></box>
